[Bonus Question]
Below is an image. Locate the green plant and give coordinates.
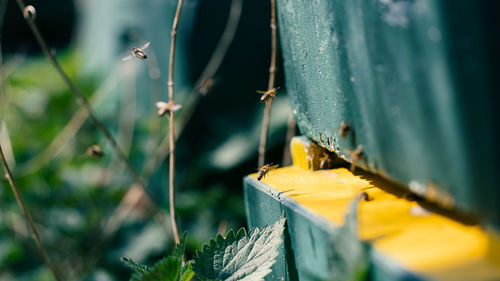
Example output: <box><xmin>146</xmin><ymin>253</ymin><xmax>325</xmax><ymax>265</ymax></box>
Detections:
<box><xmin>122</xmin><ymin>217</ymin><xmax>286</xmax><ymax>281</ymax></box>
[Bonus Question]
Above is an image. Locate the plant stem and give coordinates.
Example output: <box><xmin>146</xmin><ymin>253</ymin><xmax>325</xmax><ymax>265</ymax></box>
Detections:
<box><xmin>167</xmin><ymin>0</ymin><xmax>184</xmax><ymax>245</ymax></box>
<box><xmin>0</xmin><ymin>144</ymin><xmax>63</xmax><ymax>281</ymax></box>
<box><xmin>258</xmin><ymin>0</ymin><xmax>278</xmax><ymax>167</ymax></box>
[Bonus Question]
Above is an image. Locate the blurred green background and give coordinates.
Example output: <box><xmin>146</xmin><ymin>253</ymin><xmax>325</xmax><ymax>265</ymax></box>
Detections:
<box><xmin>0</xmin><ymin>0</ymin><xmax>293</xmax><ymax>280</ymax></box>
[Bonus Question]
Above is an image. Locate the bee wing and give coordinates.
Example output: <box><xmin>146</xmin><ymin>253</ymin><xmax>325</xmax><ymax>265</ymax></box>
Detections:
<box><xmin>170</xmin><ymin>104</ymin><xmax>182</xmax><ymax>112</ymax></box>
<box><xmin>256</xmin><ymin>90</ymin><xmax>266</xmax><ymax>94</ymax></box>
<box><xmin>122</xmin><ymin>55</ymin><xmax>133</xmax><ymax>61</ymax></box>
<box><xmin>269</xmin><ymin>164</ymin><xmax>279</xmax><ymax>170</ymax></box>
<box><xmin>140</xmin><ymin>41</ymin><xmax>151</xmax><ymax>50</ymax></box>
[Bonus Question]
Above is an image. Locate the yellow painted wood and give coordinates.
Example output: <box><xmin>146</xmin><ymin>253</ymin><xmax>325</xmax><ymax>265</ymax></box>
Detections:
<box><xmin>251</xmin><ymin>164</ymin><xmax>500</xmax><ymax>280</ymax></box>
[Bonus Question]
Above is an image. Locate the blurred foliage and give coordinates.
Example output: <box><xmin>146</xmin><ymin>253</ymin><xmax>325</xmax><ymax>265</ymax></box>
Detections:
<box><xmin>0</xmin><ymin>3</ymin><xmax>292</xmax><ymax>280</ymax></box>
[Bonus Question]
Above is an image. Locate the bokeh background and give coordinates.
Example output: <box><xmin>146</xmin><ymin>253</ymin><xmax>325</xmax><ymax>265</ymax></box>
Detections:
<box><xmin>0</xmin><ymin>0</ymin><xmax>294</xmax><ymax>280</ymax></box>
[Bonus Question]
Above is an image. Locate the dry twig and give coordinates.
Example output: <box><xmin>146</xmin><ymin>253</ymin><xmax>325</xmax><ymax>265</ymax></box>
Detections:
<box><xmin>258</xmin><ymin>0</ymin><xmax>278</xmax><ymax>167</ymax></box>
<box><xmin>166</xmin><ymin>0</ymin><xmax>185</xmax><ymax>245</ymax></box>
<box><xmin>0</xmin><ymin>144</ymin><xmax>62</xmax><ymax>281</ymax></box>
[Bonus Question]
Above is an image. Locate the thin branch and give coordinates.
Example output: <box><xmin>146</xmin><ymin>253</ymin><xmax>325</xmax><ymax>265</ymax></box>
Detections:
<box><xmin>258</xmin><ymin>0</ymin><xmax>278</xmax><ymax>167</ymax></box>
<box><xmin>0</xmin><ymin>144</ymin><xmax>63</xmax><ymax>281</ymax></box>
<box><xmin>15</xmin><ymin>0</ymin><xmax>144</xmax><ymax>186</ymax></box>
<box><xmin>167</xmin><ymin>0</ymin><xmax>184</xmax><ymax>245</ymax></box>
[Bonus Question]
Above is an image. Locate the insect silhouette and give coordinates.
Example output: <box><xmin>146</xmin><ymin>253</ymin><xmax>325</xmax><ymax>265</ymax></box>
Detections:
<box><xmin>319</xmin><ymin>152</ymin><xmax>332</xmax><ymax>169</ymax></box>
<box><xmin>257</xmin><ymin>163</ymin><xmax>279</xmax><ymax>181</ymax></box>
<box><xmin>338</xmin><ymin>121</ymin><xmax>352</xmax><ymax>139</ymax></box>
<box><xmin>346</xmin><ymin>145</ymin><xmax>364</xmax><ymax>172</ymax></box>
<box><xmin>123</xmin><ymin>42</ymin><xmax>150</xmax><ymax>61</ymax></box>
<box><xmin>86</xmin><ymin>145</ymin><xmax>104</xmax><ymax>158</ymax></box>
<box><xmin>257</xmin><ymin>87</ymin><xmax>280</xmax><ymax>103</ymax></box>
<box><xmin>155</xmin><ymin>101</ymin><xmax>182</xmax><ymax>117</ymax></box>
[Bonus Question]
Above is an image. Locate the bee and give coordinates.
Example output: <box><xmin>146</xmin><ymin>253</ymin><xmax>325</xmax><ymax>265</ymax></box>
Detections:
<box><xmin>257</xmin><ymin>87</ymin><xmax>280</xmax><ymax>103</ymax></box>
<box><xmin>338</xmin><ymin>121</ymin><xmax>352</xmax><ymax>139</ymax></box>
<box><xmin>257</xmin><ymin>163</ymin><xmax>279</xmax><ymax>181</ymax></box>
<box><xmin>360</xmin><ymin>191</ymin><xmax>372</xmax><ymax>201</ymax></box>
<box><xmin>198</xmin><ymin>77</ymin><xmax>216</xmax><ymax>96</ymax></box>
<box><xmin>86</xmin><ymin>145</ymin><xmax>104</xmax><ymax>158</ymax></box>
<box><xmin>346</xmin><ymin>145</ymin><xmax>364</xmax><ymax>172</ymax></box>
<box><xmin>122</xmin><ymin>42</ymin><xmax>150</xmax><ymax>61</ymax></box>
<box><xmin>319</xmin><ymin>153</ymin><xmax>331</xmax><ymax>169</ymax></box>
<box><xmin>155</xmin><ymin>101</ymin><xmax>182</xmax><ymax>117</ymax></box>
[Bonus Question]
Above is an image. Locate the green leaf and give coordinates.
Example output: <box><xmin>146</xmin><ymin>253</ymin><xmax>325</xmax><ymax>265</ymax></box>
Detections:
<box><xmin>193</xmin><ymin>217</ymin><xmax>286</xmax><ymax>281</ymax></box>
<box><xmin>123</xmin><ymin>232</ymin><xmax>189</xmax><ymax>281</ymax></box>
<box><xmin>180</xmin><ymin>260</ymin><xmax>195</xmax><ymax>281</ymax></box>
<box><xmin>121</xmin><ymin>257</ymin><xmax>152</xmax><ymax>275</ymax></box>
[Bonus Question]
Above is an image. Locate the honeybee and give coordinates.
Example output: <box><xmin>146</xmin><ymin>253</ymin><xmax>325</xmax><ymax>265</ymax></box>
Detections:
<box><xmin>86</xmin><ymin>145</ymin><xmax>104</xmax><ymax>158</ymax></box>
<box><xmin>360</xmin><ymin>191</ymin><xmax>372</xmax><ymax>201</ymax></box>
<box><xmin>155</xmin><ymin>101</ymin><xmax>182</xmax><ymax>117</ymax></box>
<box><xmin>257</xmin><ymin>163</ymin><xmax>279</xmax><ymax>181</ymax></box>
<box><xmin>338</xmin><ymin>121</ymin><xmax>352</xmax><ymax>139</ymax></box>
<box><xmin>346</xmin><ymin>145</ymin><xmax>364</xmax><ymax>172</ymax></box>
<box><xmin>257</xmin><ymin>87</ymin><xmax>280</xmax><ymax>103</ymax></box>
<box><xmin>198</xmin><ymin>77</ymin><xmax>216</xmax><ymax>96</ymax></box>
<box><xmin>319</xmin><ymin>153</ymin><xmax>331</xmax><ymax>169</ymax></box>
<box><xmin>122</xmin><ymin>42</ymin><xmax>150</xmax><ymax>61</ymax></box>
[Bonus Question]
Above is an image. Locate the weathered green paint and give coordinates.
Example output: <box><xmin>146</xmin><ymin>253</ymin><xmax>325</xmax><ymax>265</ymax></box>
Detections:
<box><xmin>244</xmin><ymin>176</ymin><xmax>423</xmax><ymax>281</ymax></box>
<box><xmin>276</xmin><ymin>0</ymin><xmax>499</xmax><ymax>222</ymax></box>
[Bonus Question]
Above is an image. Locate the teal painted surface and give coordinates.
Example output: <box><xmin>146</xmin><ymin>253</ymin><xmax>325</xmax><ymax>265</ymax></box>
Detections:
<box><xmin>276</xmin><ymin>0</ymin><xmax>500</xmax><ymax>222</ymax></box>
<box><xmin>244</xmin><ymin>176</ymin><xmax>424</xmax><ymax>281</ymax></box>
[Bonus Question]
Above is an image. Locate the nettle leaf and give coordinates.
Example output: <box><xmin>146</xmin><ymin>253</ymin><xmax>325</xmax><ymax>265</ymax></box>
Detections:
<box><xmin>193</xmin><ymin>217</ymin><xmax>286</xmax><ymax>281</ymax></box>
<box><xmin>122</xmin><ymin>233</ymin><xmax>193</xmax><ymax>281</ymax></box>
<box><xmin>121</xmin><ymin>257</ymin><xmax>152</xmax><ymax>275</ymax></box>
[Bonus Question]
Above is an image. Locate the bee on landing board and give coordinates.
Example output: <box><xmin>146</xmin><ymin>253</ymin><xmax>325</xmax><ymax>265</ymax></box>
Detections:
<box><xmin>257</xmin><ymin>87</ymin><xmax>280</xmax><ymax>103</ymax></box>
<box><xmin>257</xmin><ymin>163</ymin><xmax>279</xmax><ymax>181</ymax></box>
<box><xmin>123</xmin><ymin>42</ymin><xmax>150</xmax><ymax>61</ymax></box>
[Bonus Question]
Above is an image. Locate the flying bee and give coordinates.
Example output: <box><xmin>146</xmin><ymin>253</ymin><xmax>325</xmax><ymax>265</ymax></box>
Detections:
<box><xmin>155</xmin><ymin>101</ymin><xmax>182</xmax><ymax>117</ymax></box>
<box><xmin>338</xmin><ymin>121</ymin><xmax>352</xmax><ymax>139</ymax></box>
<box><xmin>122</xmin><ymin>42</ymin><xmax>150</xmax><ymax>61</ymax></box>
<box><xmin>257</xmin><ymin>87</ymin><xmax>280</xmax><ymax>103</ymax></box>
<box><xmin>197</xmin><ymin>77</ymin><xmax>216</xmax><ymax>96</ymax></box>
<box><xmin>86</xmin><ymin>144</ymin><xmax>104</xmax><ymax>158</ymax></box>
<box><xmin>346</xmin><ymin>145</ymin><xmax>364</xmax><ymax>172</ymax></box>
<box><xmin>257</xmin><ymin>163</ymin><xmax>279</xmax><ymax>181</ymax></box>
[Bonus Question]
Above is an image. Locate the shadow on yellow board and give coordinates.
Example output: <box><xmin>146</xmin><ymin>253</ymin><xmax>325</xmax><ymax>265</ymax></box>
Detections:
<box><xmin>251</xmin><ymin>138</ymin><xmax>500</xmax><ymax>281</ymax></box>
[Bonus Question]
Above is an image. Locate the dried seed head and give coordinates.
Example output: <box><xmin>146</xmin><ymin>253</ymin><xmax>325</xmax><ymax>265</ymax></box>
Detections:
<box><xmin>155</xmin><ymin>101</ymin><xmax>182</xmax><ymax>117</ymax></box>
<box><xmin>23</xmin><ymin>5</ymin><xmax>36</xmax><ymax>21</ymax></box>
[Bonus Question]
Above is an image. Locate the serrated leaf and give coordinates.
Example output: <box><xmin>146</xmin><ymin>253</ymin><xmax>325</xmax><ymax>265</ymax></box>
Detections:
<box><xmin>193</xmin><ymin>217</ymin><xmax>286</xmax><ymax>281</ymax></box>
<box><xmin>123</xmin><ymin>232</ymin><xmax>189</xmax><ymax>281</ymax></box>
<box><xmin>140</xmin><ymin>255</ymin><xmax>182</xmax><ymax>281</ymax></box>
<box><xmin>121</xmin><ymin>257</ymin><xmax>152</xmax><ymax>275</ymax></box>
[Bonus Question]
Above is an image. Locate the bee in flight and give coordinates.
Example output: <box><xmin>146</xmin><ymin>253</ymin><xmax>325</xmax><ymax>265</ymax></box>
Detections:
<box><xmin>123</xmin><ymin>42</ymin><xmax>150</xmax><ymax>61</ymax></box>
<box><xmin>86</xmin><ymin>144</ymin><xmax>104</xmax><ymax>158</ymax></box>
<box><xmin>257</xmin><ymin>87</ymin><xmax>280</xmax><ymax>103</ymax></box>
<box><xmin>346</xmin><ymin>145</ymin><xmax>364</xmax><ymax>172</ymax></box>
<box><xmin>257</xmin><ymin>163</ymin><xmax>279</xmax><ymax>181</ymax></box>
<box><xmin>338</xmin><ymin>121</ymin><xmax>352</xmax><ymax>139</ymax></box>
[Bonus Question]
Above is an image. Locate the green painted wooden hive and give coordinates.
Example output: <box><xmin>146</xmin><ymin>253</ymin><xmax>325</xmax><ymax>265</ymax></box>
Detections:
<box><xmin>276</xmin><ymin>0</ymin><xmax>499</xmax><ymax>225</ymax></box>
